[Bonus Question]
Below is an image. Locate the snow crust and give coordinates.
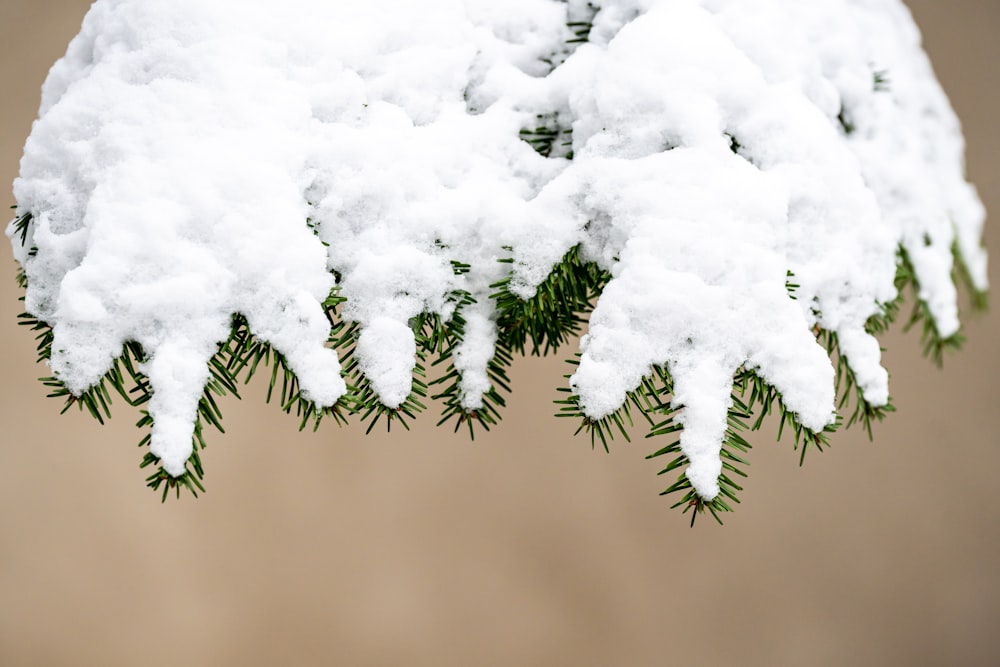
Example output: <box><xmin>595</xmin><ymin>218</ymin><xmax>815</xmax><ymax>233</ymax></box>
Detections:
<box><xmin>9</xmin><ymin>0</ymin><xmax>986</xmax><ymax>495</ymax></box>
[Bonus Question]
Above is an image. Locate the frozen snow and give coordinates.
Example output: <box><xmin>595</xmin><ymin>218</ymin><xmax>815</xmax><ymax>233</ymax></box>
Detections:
<box><xmin>9</xmin><ymin>0</ymin><xmax>986</xmax><ymax>496</ymax></box>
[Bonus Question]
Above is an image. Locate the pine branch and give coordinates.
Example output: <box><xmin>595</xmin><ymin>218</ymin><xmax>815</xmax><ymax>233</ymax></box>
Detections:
<box><xmin>491</xmin><ymin>245</ymin><xmax>609</xmax><ymax>357</ymax></box>
<box><xmin>646</xmin><ymin>367</ymin><xmax>837</xmax><ymax>527</ymax></box>
<box><xmin>538</xmin><ymin>3</ymin><xmax>597</xmax><ymax>73</ymax></box>
<box><xmin>11</xmin><ymin>211</ymin><xmax>32</xmax><ymax>252</ymax></box>
<box><xmin>895</xmin><ymin>246</ymin><xmax>966</xmax><ymax>367</ymax></box>
<box><xmin>646</xmin><ymin>388</ymin><xmax>752</xmax><ymax>527</ymax></box>
<box><xmin>3</xmin><ymin>3</ymin><xmax>991</xmax><ymax>525</ymax></box>
<box><xmin>735</xmin><ymin>368</ymin><xmax>840</xmax><ymax>466</ymax></box>
<box><xmin>225</xmin><ymin>310</ymin><xmax>351</xmax><ymax>432</ymax></box>
<box><xmin>555</xmin><ymin>359</ymin><xmax>668</xmax><ymax>451</ymax></box>
<box><xmin>430</xmin><ymin>323</ymin><xmax>514</xmax><ymax>440</ymax></box>
<box><xmin>815</xmin><ymin>329</ymin><xmax>895</xmax><ymax>440</ymax></box>
<box><xmin>8</xmin><ymin>230</ymin><xmax>985</xmax><ymax>518</ymax></box>
<box><xmin>951</xmin><ymin>239</ymin><xmax>989</xmax><ymax>314</ymax></box>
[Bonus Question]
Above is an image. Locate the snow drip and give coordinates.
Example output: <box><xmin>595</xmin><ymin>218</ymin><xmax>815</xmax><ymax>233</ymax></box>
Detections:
<box><xmin>8</xmin><ymin>0</ymin><xmax>986</xmax><ymax>497</ymax></box>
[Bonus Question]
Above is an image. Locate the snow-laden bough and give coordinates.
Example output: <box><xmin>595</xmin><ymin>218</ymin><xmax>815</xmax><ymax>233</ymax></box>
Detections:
<box><xmin>8</xmin><ymin>0</ymin><xmax>986</xmax><ymax>508</ymax></box>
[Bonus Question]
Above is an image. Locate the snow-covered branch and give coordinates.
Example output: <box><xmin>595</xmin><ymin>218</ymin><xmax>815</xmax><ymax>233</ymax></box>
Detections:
<box><xmin>8</xmin><ymin>0</ymin><xmax>986</xmax><ymax>515</ymax></box>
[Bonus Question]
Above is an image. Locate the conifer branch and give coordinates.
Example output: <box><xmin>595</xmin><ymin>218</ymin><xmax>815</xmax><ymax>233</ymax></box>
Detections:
<box><xmin>5</xmin><ymin>5</ymin><xmax>988</xmax><ymax>519</ymax></box>
<box><xmin>815</xmin><ymin>330</ymin><xmax>895</xmax><ymax>440</ymax></box>
<box><xmin>951</xmin><ymin>240</ymin><xmax>989</xmax><ymax>314</ymax></box>
<box><xmin>555</xmin><ymin>359</ymin><xmax>668</xmax><ymax>452</ymax></box>
<box><xmin>491</xmin><ymin>245</ymin><xmax>609</xmax><ymax>357</ymax></box>
<box><xmin>646</xmin><ymin>388</ymin><xmax>752</xmax><ymax>527</ymax></box>
<box><xmin>8</xmin><ymin>221</ymin><xmax>987</xmax><ymax>517</ymax></box>
<box><xmin>895</xmin><ymin>246</ymin><xmax>966</xmax><ymax>367</ymax></box>
<box><xmin>430</xmin><ymin>318</ymin><xmax>513</xmax><ymax>439</ymax></box>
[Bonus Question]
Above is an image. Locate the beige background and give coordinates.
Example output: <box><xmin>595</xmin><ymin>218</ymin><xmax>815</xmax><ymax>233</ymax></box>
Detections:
<box><xmin>1</xmin><ymin>2</ymin><xmax>997</xmax><ymax>665</ymax></box>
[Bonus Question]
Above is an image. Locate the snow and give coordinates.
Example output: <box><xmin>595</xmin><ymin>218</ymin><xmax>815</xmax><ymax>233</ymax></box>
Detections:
<box><xmin>8</xmin><ymin>0</ymin><xmax>986</xmax><ymax>496</ymax></box>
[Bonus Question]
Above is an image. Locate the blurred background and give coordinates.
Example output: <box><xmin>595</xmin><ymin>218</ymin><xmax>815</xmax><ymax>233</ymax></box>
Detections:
<box><xmin>1</xmin><ymin>2</ymin><xmax>997</xmax><ymax>665</ymax></box>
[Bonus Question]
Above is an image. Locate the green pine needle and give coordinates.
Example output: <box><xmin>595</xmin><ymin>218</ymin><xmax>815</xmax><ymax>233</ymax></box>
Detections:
<box><xmin>896</xmin><ymin>245</ymin><xmax>967</xmax><ymax>367</ymax></box>
<box><xmin>492</xmin><ymin>245</ymin><xmax>609</xmax><ymax>357</ymax></box>
<box><xmin>645</xmin><ymin>384</ymin><xmax>752</xmax><ymax>527</ymax></box>
<box><xmin>556</xmin><ymin>359</ymin><xmax>669</xmax><ymax>451</ymax></box>
<box><xmin>815</xmin><ymin>330</ymin><xmax>895</xmax><ymax>441</ymax></box>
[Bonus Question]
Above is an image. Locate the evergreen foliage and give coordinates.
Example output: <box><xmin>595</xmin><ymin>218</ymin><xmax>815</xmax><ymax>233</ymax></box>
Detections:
<box><xmin>7</xmin><ymin>10</ymin><xmax>988</xmax><ymax>521</ymax></box>
<box><xmin>13</xmin><ymin>202</ymin><xmax>982</xmax><ymax>517</ymax></box>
